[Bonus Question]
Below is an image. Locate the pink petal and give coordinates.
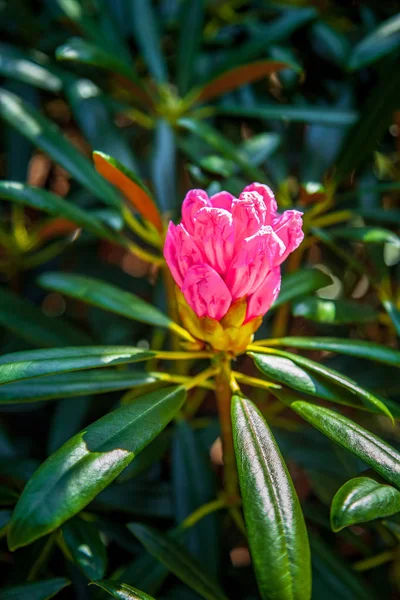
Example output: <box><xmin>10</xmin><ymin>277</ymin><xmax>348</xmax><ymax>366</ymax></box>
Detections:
<box><xmin>209</xmin><ymin>191</ymin><xmax>235</xmax><ymax>211</ymax></box>
<box><xmin>182</xmin><ymin>264</ymin><xmax>232</xmax><ymax>320</ymax></box>
<box><xmin>163</xmin><ymin>222</ymin><xmax>203</xmax><ymax>288</ymax></box>
<box><xmin>243</xmin><ymin>182</ymin><xmax>277</xmax><ymax>225</ymax></box>
<box><xmin>181</xmin><ymin>189</ymin><xmax>210</xmax><ymax>234</ymax></box>
<box><xmin>231</xmin><ymin>191</ymin><xmax>266</xmax><ymax>244</ymax></box>
<box><xmin>273</xmin><ymin>210</ymin><xmax>304</xmax><ymax>264</ymax></box>
<box><xmin>225</xmin><ymin>226</ymin><xmax>285</xmax><ymax>299</ymax></box>
<box><xmin>193</xmin><ymin>207</ymin><xmax>234</xmax><ymax>274</ymax></box>
<box><xmin>245</xmin><ymin>267</ymin><xmax>281</xmax><ymax>322</ymax></box>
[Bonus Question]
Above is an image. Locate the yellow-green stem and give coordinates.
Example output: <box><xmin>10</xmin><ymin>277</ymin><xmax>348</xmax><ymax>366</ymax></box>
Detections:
<box><xmin>215</xmin><ymin>357</ymin><xmax>240</xmax><ymax>505</ymax></box>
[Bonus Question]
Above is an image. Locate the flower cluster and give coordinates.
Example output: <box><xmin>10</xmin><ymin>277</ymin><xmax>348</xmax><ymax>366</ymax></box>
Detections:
<box><xmin>164</xmin><ymin>183</ymin><xmax>304</xmax><ymax>352</ymax></box>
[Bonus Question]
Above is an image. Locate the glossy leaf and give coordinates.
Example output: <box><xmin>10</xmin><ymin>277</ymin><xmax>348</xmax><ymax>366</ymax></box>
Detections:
<box><xmin>38</xmin><ymin>273</ymin><xmax>173</xmax><ymax>330</ymax></box>
<box><xmin>250</xmin><ymin>350</ymin><xmax>393</xmax><ymax>421</ymax></box>
<box><xmin>0</xmin><ymin>287</ymin><xmax>91</xmax><ymax>348</ymax></box>
<box><xmin>93</xmin><ymin>152</ymin><xmax>163</xmax><ymax>231</ymax></box>
<box><xmin>92</xmin><ymin>580</ymin><xmax>155</xmax><ymax>599</ymax></box>
<box><xmin>0</xmin><ymin>370</ymin><xmax>156</xmax><ymax>403</ymax></box>
<box><xmin>0</xmin><ymin>89</ymin><xmax>121</xmax><ymax>208</ymax></box>
<box><xmin>292</xmin><ymin>297</ymin><xmax>378</xmax><ymax>324</ymax></box>
<box><xmin>195</xmin><ymin>60</ymin><xmax>290</xmax><ymax>103</ymax></box>
<box><xmin>262</xmin><ymin>336</ymin><xmax>400</xmax><ymax>367</ymax></box>
<box><xmin>0</xmin><ymin>346</ymin><xmax>154</xmax><ymax>386</ymax></box>
<box><xmin>331</xmin><ymin>476</ymin><xmax>400</xmax><ymax>532</ymax></box>
<box><xmin>232</xmin><ymin>396</ymin><xmax>311</xmax><ymax>600</ymax></box>
<box><xmin>129</xmin><ymin>523</ymin><xmax>228</xmax><ymax>600</ymax></box>
<box><xmin>348</xmin><ymin>14</ymin><xmax>400</xmax><ymax>71</ymax></box>
<box><xmin>217</xmin><ymin>104</ymin><xmax>358</xmax><ymax>126</ymax></box>
<box><xmin>273</xmin><ymin>388</ymin><xmax>400</xmax><ymax>489</ymax></box>
<box><xmin>382</xmin><ymin>299</ymin><xmax>400</xmax><ymax>337</ymax></box>
<box><xmin>0</xmin><ymin>578</ymin><xmax>70</xmax><ymax>600</ymax></box>
<box><xmin>62</xmin><ymin>516</ymin><xmax>107</xmax><ymax>580</ymax></box>
<box><xmin>8</xmin><ymin>386</ymin><xmax>185</xmax><ymax>549</ymax></box>
<box><xmin>272</xmin><ymin>269</ymin><xmax>332</xmax><ymax>309</ymax></box>
<box><xmin>0</xmin><ymin>43</ymin><xmax>63</xmax><ymax>92</ymax></box>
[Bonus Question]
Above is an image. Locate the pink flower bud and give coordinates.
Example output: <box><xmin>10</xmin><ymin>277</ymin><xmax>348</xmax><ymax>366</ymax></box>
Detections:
<box><xmin>164</xmin><ymin>184</ymin><xmax>304</xmax><ymax>325</ymax></box>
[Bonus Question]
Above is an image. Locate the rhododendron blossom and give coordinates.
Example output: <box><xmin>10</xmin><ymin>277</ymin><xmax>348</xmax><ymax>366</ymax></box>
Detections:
<box><xmin>164</xmin><ymin>183</ymin><xmax>304</xmax><ymax>328</ymax></box>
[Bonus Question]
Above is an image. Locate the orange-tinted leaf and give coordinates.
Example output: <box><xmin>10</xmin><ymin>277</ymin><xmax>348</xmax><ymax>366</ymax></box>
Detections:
<box><xmin>37</xmin><ymin>218</ymin><xmax>78</xmax><ymax>241</ymax></box>
<box><xmin>93</xmin><ymin>152</ymin><xmax>163</xmax><ymax>232</ymax></box>
<box><xmin>196</xmin><ymin>60</ymin><xmax>291</xmax><ymax>103</ymax></box>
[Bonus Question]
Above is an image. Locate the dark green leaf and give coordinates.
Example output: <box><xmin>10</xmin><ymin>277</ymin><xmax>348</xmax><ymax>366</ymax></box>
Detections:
<box><xmin>272</xmin><ymin>269</ymin><xmax>332</xmax><ymax>309</ymax></box>
<box><xmin>130</xmin><ymin>0</ymin><xmax>167</xmax><ymax>83</ymax></box>
<box><xmin>0</xmin><ymin>287</ymin><xmax>92</xmax><ymax>348</ymax></box>
<box><xmin>62</xmin><ymin>516</ymin><xmax>107</xmax><ymax>580</ymax></box>
<box><xmin>38</xmin><ymin>273</ymin><xmax>173</xmax><ymax>330</ymax></box>
<box><xmin>348</xmin><ymin>14</ymin><xmax>400</xmax><ymax>71</ymax></box>
<box><xmin>292</xmin><ymin>297</ymin><xmax>378</xmax><ymax>324</ymax></box>
<box><xmin>48</xmin><ymin>397</ymin><xmax>91</xmax><ymax>454</ymax></box>
<box><xmin>217</xmin><ymin>105</ymin><xmax>358</xmax><ymax>126</ymax></box>
<box><xmin>311</xmin><ymin>22</ymin><xmax>350</xmax><ymax>67</ymax></box>
<box><xmin>0</xmin><ymin>370</ymin><xmax>156</xmax><ymax>404</ymax></box>
<box><xmin>331</xmin><ymin>476</ymin><xmax>400</xmax><ymax>532</ymax></box>
<box><xmin>92</xmin><ymin>580</ymin><xmax>155</xmax><ymax>600</ymax></box>
<box><xmin>263</xmin><ymin>336</ymin><xmax>400</xmax><ymax>367</ymax></box>
<box><xmin>177</xmin><ymin>0</ymin><xmax>204</xmax><ymax>95</ymax></box>
<box><xmin>0</xmin><ymin>43</ymin><xmax>63</xmax><ymax>91</ymax></box>
<box><xmin>331</xmin><ymin>226</ymin><xmax>400</xmax><ymax>247</ymax></box>
<box><xmin>0</xmin><ymin>90</ymin><xmax>121</xmax><ymax>207</ymax></box>
<box><xmin>151</xmin><ymin>119</ymin><xmax>176</xmax><ymax>211</ymax></box>
<box><xmin>8</xmin><ymin>386</ymin><xmax>185</xmax><ymax>549</ymax></box>
<box><xmin>382</xmin><ymin>299</ymin><xmax>400</xmax><ymax>337</ymax></box>
<box><xmin>128</xmin><ymin>524</ymin><xmax>228</xmax><ymax>600</ymax></box>
<box><xmin>232</xmin><ymin>396</ymin><xmax>311</xmax><ymax>600</ymax></box>
<box><xmin>0</xmin><ymin>346</ymin><xmax>153</xmax><ymax>385</ymax></box>
<box><xmin>0</xmin><ymin>578</ymin><xmax>70</xmax><ymax>600</ymax></box>
<box><xmin>273</xmin><ymin>388</ymin><xmax>400</xmax><ymax>489</ymax></box>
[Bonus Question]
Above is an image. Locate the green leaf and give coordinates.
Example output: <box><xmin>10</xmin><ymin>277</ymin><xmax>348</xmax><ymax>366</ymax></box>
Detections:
<box><xmin>331</xmin><ymin>476</ymin><xmax>400</xmax><ymax>532</ymax></box>
<box><xmin>0</xmin><ymin>509</ymin><xmax>12</xmax><ymax>537</ymax></box>
<box><xmin>0</xmin><ymin>182</ymin><xmax>123</xmax><ymax>243</ymax></box>
<box><xmin>128</xmin><ymin>523</ymin><xmax>228</xmax><ymax>600</ymax></box>
<box><xmin>217</xmin><ymin>104</ymin><xmax>358</xmax><ymax>126</ymax></box>
<box><xmin>92</xmin><ymin>580</ymin><xmax>155</xmax><ymax>600</ymax></box>
<box><xmin>8</xmin><ymin>386</ymin><xmax>185</xmax><ymax>550</ymax></box>
<box><xmin>0</xmin><ymin>346</ymin><xmax>154</xmax><ymax>385</ymax></box>
<box><xmin>38</xmin><ymin>273</ymin><xmax>173</xmax><ymax>330</ymax></box>
<box><xmin>0</xmin><ymin>287</ymin><xmax>92</xmax><ymax>348</ymax></box>
<box><xmin>177</xmin><ymin>0</ymin><xmax>204</xmax><ymax>95</ymax></box>
<box><xmin>250</xmin><ymin>350</ymin><xmax>394</xmax><ymax>421</ymax></box>
<box><xmin>48</xmin><ymin>397</ymin><xmax>91</xmax><ymax>454</ymax></box>
<box><xmin>0</xmin><ymin>370</ymin><xmax>156</xmax><ymax>404</ymax></box>
<box><xmin>0</xmin><ymin>578</ymin><xmax>70</xmax><ymax>600</ymax></box>
<box><xmin>0</xmin><ymin>43</ymin><xmax>63</xmax><ymax>92</ymax></box>
<box><xmin>262</xmin><ymin>336</ymin><xmax>400</xmax><ymax>367</ymax></box>
<box><xmin>62</xmin><ymin>516</ymin><xmax>107</xmax><ymax>580</ymax></box>
<box><xmin>130</xmin><ymin>0</ymin><xmax>167</xmax><ymax>83</ymax></box>
<box><xmin>151</xmin><ymin>119</ymin><xmax>176</xmax><ymax>212</ymax></box>
<box><xmin>331</xmin><ymin>226</ymin><xmax>400</xmax><ymax>247</ymax></box>
<box><xmin>273</xmin><ymin>388</ymin><xmax>400</xmax><ymax>490</ymax></box>
<box><xmin>232</xmin><ymin>396</ymin><xmax>311</xmax><ymax>600</ymax></box>
<box><xmin>382</xmin><ymin>299</ymin><xmax>400</xmax><ymax>337</ymax></box>
<box><xmin>272</xmin><ymin>269</ymin><xmax>332</xmax><ymax>309</ymax></box>
<box><xmin>348</xmin><ymin>14</ymin><xmax>400</xmax><ymax>71</ymax></box>
<box><xmin>0</xmin><ymin>89</ymin><xmax>121</xmax><ymax>207</ymax></box>
<box><xmin>292</xmin><ymin>297</ymin><xmax>378</xmax><ymax>324</ymax></box>
<box><xmin>310</xmin><ymin>22</ymin><xmax>350</xmax><ymax>67</ymax></box>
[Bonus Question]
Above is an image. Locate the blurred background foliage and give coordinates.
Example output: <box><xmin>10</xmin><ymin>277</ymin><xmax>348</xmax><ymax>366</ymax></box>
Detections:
<box><xmin>0</xmin><ymin>0</ymin><xmax>400</xmax><ymax>598</ymax></box>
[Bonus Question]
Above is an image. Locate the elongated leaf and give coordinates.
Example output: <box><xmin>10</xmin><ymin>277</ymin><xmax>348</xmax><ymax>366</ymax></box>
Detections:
<box><xmin>0</xmin><ymin>287</ymin><xmax>91</xmax><ymax>348</ymax></box>
<box><xmin>331</xmin><ymin>226</ymin><xmax>400</xmax><ymax>247</ymax></box>
<box><xmin>151</xmin><ymin>119</ymin><xmax>176</xmax><ymax>212</ymax></box>
<box><xmin>38</xmin><ymin>273</ymin><xmax>172</xmax><ymax>330</ymax></box>
<box><xmin>0</xmin><ymin>89</ymin><xmax>121</xmax><ymax>207</ymax></box>
<box><xmin>348</xmin><ymin>14</ymin><xmax>400</xmax><ymax>71</ymax></box>
<box><xmin>0</xmin><ymin>182</ymin><xmax>123</xmax><ymax>243</ymax></box>
<box><xmin>311</xmin><ymin>22</ymin><xmax>350</xmax><ymax>67</ymax></box>
<box><xmin>331</xmin><ymin>476</ymin><xmax>400</xmax><ymax>532</ymax></box>
<box><xmin>382</xmin><ymin>299</ymin><xmax>400</xmax><ymax>337</ymax></box>
<box><xmin>0</xmin><ymin>370</ymin><xmax>156</xmax><ymax>403</ymax></box>
<box><xmin>92</xmin><ymin>580</ymin><xmax>155</xmax><ymax>600</ymax></box>
<box><xmin>261</xmin><ymin>337</ymin><xmax>400</xmax><ymax>367</ymax></box>
<box><xmin>293</xmin><ymin>297</ymin><xmax>378</xmax><ymax>324</ymax></box>
<box><xmin>93</xmin><ymin>152</ymin><xmax>163</xmax><ymax>231</ymax></box>
<box><xmin>273</xmin><ymin>388</ymin><xmax>400</xmax><ymax>489</ymax></box>
<box><xmin>195</xmin><ymin>60</ymin><xmax>290</xmax><ymax>103</ymax></box>
<box><xmin>8</xmin><ymin>386</ymin><xmax>185</xmax><ymax>550</ymax></box>
<box><xmin>177</xmin><ymin>0</ymin><xmax>204</xmax><ymax>95</ymax></box>
<box><xmin>48</xmin><ymin>396</ymin><xmax>91</xmax><ymax>454</ymax></box>
<box><xmin>0</xmin><ymin>346</ymin><xmax>154</xmax><ymax>385</ymax></box>
<box><xmin>62</xmin><ymin>516</ymin><xmax>107</xmax><ymax>580</ymax></box>
<box><xmin>129</xmin><ymin>524</ymin><xmax>228</xmax><ymax>600</ymax></box>
<box><xmin>0</xmin><ymin>43</ymin><xmax>63</xmax><ymax>92</ymax></box>
<box><xmin>217</xmin><ymin>104</ymin><xmax>358</xmax><ymax>126</ymax></box>
<box><xmin>232</xmin><ymin>396</ymin><xmax>311</xmax><ymax>600</ymax></box>
<box><xmin>272</xmin><ymin>269</ymin><xmax>332</xmax><ymax>309</ymax></box>
<box><xmin>130</xmin><ymin>0</ymin><xmax>167</xmax><ymax>83</ymax></box>
<box><xmin>0</xmin><ymin>578</ymin><xmax>70</xmax><ymax>600</ymax></box>
<box><xmin>250</xmin><ymin>349</ymin><xmax>393</xmax><ymax>421</ymax></box>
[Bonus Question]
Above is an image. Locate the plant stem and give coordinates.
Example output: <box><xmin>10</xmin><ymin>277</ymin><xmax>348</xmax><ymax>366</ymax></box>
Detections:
<box><xmin>156</xmin><ymin>350</ymin><xmax>211</xmax><ymax>360</ymax></box>
<box><xmin>215</xmin><ymin>357</ymin><xmax>240</xmax><ymax>505</ymax></box>
<box><xmin>177</xmin><ymin>498</ymin><xmax>226</xmax><ymax>532</ymax></box>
